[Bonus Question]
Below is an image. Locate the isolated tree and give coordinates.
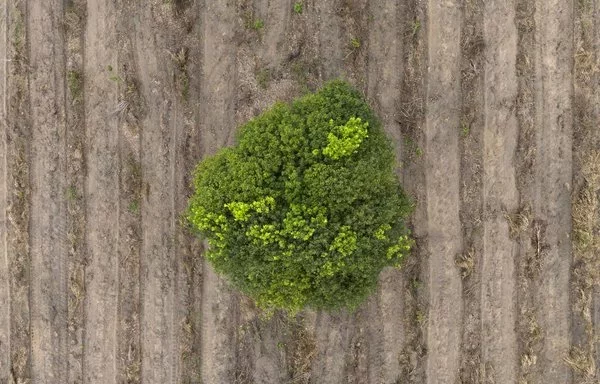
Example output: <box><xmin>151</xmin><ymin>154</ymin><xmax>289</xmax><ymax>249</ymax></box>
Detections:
<box><xmin>187</xmin><ymin>80</ymin><xmax>412</xmax><ymax>312</ymax></box>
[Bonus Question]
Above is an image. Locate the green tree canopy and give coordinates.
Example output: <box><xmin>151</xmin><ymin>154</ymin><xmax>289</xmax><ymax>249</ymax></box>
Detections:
<box><xmin>188</xmin><ymin>80</ymin><xmax>412</xmax><ymax>312</ymax></box>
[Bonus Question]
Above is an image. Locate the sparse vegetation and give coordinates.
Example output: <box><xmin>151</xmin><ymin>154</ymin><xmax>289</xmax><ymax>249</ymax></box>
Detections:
<box><xmin>350</xmin><ymin>37</ymin><xmax>361</xmax><ymax>49</ymax></box>
<box><xmin>564</xmin><ymin>345</ymin><xmax>596</xmax><ymax>377</ymax></box>
<box><xmin>12</xmin><ymin>7</ymin><xmax>25</xmax><ymax>56</ymax></box>
<box><xmin>573</xmin><ymin>152</ymin><xmax>600</xmax><ymax>254</ymax></box>
<box><xmin>412</xmin><ymin>19</ymin><xmax>421</xmax><ymax>38</ymax></box>
<box><xmin>107</xmin><ymin>65</ymin><xmax>122</xmax><ymax>83</ymax></box>
<box><xmin>403</xmin><ymin>136</ymin><xmax>423</xmax><ymax>159</ymax></box>
<box><xmin>293</xmin><ymin>1</ymin><xmax>303</xmax><ymax>14</ymax></box>
<box><xmin>505</xmin><ymin>206</ymin><xmax>531</xmax><ymax>238</ymax></box>
<box><xmin>461</xmin><ymin>123</ymin><xmax>470</xmax><ymax>137</ymax></box>
<box><xmin>415</xmin><ymin>309</ymin><xmax>426</xmax><ymax>325</ymax></box>
<box><xmin>128</xmin><ymin>199</ymin><xmax>140</xmax><ymax>215</ymax></box>
<box><xmin>170</xmin><ymin>47</ymin><xmax>190</xmax><ymax>100</ymax></box>
<box><xmin>251</xmin><ymin>18</ymin><xmax>264</xmax><ymax>31</ymax></box>
<box><xmin>455</xmin><ymin>251</ymin><xmax>474</xmax><ymax>279</ymax></box>
<box><xmin>67</xmin><ymin>70</ymin><xmax>83</xmax><ymax>102</ymax></box>
<box><xmin>519</xmin><ymin>311</ymin><xmax>542</xmax><ymax>381</ymax></box>
<box><xmin>66</xmin><ymin>185</ymin><xmax>79</xmax><ymax>201</ymax></box>
<box><xmin>256</xmin><ymin>68</ymin><xmax>271</xmax><ymax>89</ymax></box>
<box><xmin>187</xmin><ymin>81</ymin><xmax>413</xmax><ymax>312</ymax></box>
<box><xmin>570</xmin><ymin>151</ymin><xmax>600</xmax><ymax>380</ymax></box>
<box><xmin>290</xmin><ymin>60</ymin><xmax>319</xmax><ymax>94</ymax></box>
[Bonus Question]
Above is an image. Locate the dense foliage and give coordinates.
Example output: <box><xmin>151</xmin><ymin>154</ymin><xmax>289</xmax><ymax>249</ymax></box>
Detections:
<box><xmin>188</xmin><ymin>80</ymin><xmax>412</xmax><ymax>312</ymax></box>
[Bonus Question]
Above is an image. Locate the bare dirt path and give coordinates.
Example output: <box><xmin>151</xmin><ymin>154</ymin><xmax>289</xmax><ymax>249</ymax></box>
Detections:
<box><xmin>480</xmin><ymin>0</ymin><xmax>519</xmax><ymax>381</ymax></box>
<box><xmin>365</xmin><ymin>1</ymin><xmax>406</xmax><ymax>382</ymax></box>
<box><xmin>311</xmin><ymin>311</ymin><xmax>353</xmax><ymax>383</ymax></box>
<box><xmin>424</xmin><ymin>1</ymin><xmax>463</xmax><ymax>382</ymax></box>
<box><xmin>63</xmin><ymin>1</ymin><xmax>87</xmax><ymax>383</ymax></box>
<box><xmin>534</xmin><ymin>0</ymin><xmax>574</xmax><ymax>382</ymax></box>
<box><xmin>456</xmin><ymin>0</ymin><xmax>484</xmax><ymax>380</ymax></box>
<box><xmin>396</xmin><ymin>0</ymin><xmax>428</xmax><ymax>381</ymax></box>
<box><xmin>114</xmin><ymin>2</ymin><xmax>142</xmax><ymax>383</ymax></box>
<box><xmin>256</xmin><ymin>0</ymin><xmax>291</xmax><ymax>67</ymax></box>
<box><xmin>27</xmin><ymin>0</ymin><xmax>69</xmax><ymax>382</ymax></box>
<box><xmin>83</xmin><ymin>0</ymin><xmax>119</xmax><ymax>382</ymax></box>
<box><xmin>199</xmin><ymin>1</ymin><xmax>239</xmax><ymax>383</ymax></box>
<box><xmin>513</xmin><ymin>0</ymin><xmax>540</xmax><ymax>381</ymax></box>
<box><xmin>135</xmin><ymin>2</ymin><xmax>181</xmax><ymax>383</ymax></box>
<box><xmin>173</xmin><ymin>3</ymin><xmax>204</xmax><ymax>382</ymax></box>
<box><xmin>315</xmin><ymin>0</ymin><xmax>343</xmax><ymax>80</ymax></box>
<box><xmin>5</xmin><ymin>1</ymin><xmax>31</xmax><ymax>382</ymax></box>
<box><xmin>0</xmin><ymin>0</ymin><xmax>9</xmax><ymax>380</ymax></box>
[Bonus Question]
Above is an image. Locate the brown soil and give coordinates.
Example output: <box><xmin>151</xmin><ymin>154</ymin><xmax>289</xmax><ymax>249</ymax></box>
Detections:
<box><xmin>1</xmin><ymin>0</ymin><xmax>599</xmax><ymax>383</ymax></box>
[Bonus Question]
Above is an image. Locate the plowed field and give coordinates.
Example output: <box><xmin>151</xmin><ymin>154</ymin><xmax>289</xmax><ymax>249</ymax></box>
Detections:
<box><xmin>1</xmin><ymin>0</ymin><xmax>599</xmax><ymax>383</ymax></box>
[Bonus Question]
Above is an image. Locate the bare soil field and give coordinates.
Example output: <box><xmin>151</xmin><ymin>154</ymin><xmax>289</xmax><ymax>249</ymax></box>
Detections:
<box><xmin>1</xmin><ymin>0</ymin><xmax>599</xmax><ymax>383</ymax></box>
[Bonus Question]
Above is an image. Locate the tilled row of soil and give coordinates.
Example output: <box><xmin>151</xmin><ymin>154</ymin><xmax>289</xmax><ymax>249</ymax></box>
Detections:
<box><xmin>0</xmin><ymin>0</ymin><xmax>599</xmax><ymax>383</ymax></box>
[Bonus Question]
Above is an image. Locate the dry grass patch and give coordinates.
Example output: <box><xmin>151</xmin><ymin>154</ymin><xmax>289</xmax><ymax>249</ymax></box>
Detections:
<box><xmin>569</xmin><ymin>151</ymin><xmax>600</xmax><ymax>381</ymax></box>
<box><xmin>455</xmin><ymin>251</ymin><xmax>475</xmax><ymax>279</ymax></box>
<box><xmin>505</xmin><ymin>205</ymin><xmax>531</xmax><ymax>239</ymax></box>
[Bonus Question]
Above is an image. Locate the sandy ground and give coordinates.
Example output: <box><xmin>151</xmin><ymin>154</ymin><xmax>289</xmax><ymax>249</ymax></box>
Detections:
<box><xmin>1</xmin><ymin>0</ymin><xmax>600</xmax><ymax>383</ymax></box>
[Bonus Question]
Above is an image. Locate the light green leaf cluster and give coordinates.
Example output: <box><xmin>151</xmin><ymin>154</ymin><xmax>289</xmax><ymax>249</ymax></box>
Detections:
<box><xmin>225</xmin><ymin>196</ymin><xmax>275</xmax><ymax>221</ymax></box>
<box><xmin>323</xmin><ymin>117</ymin><xmax>369</xmax><ymax>160</ymax></box>
<box><xmin>386</xmin><ymin>235</ymin><xmax>414</xmax><ymax>262</ymax></box>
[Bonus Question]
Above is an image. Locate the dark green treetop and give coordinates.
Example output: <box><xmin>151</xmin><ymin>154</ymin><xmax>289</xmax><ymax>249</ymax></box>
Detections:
<box><xmin>188</xmin><ymin>80</ymin><xmax>412</xmax><ymax>312</ymax></box>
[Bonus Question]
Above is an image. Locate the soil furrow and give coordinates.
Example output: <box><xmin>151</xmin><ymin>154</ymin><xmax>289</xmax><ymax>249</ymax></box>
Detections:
<box><xmin>135</xmin><ymin>3</ymin><xmax>181</xmax><ymax>383</ymax></box>
<box><xmin>114</xmin><ymin>1</ymin><xmax>143</xmax><ymax>383</ymax></box>
<box><xmin>315</xmin><ymin>0</ymin><xmax>343</xmax><ymax>80</ymax></box>
<box><xmin>175</xmin><ymin>3</ymin><xmax>204</xmax><ymax>382</ymax></box>
<box><xmin>256</xmin><ymin>0</ymin><xmax>291</xmax><ymax>67</ymax></box>
<box><xmin>480</xmin><ymin>0</ymin><xmax>519</xmax><ymax>381</ymax></box>
<box><xmin>82</xmin><ymin>0</ymin><xmax>119</xmax><ymax>381</ymax></box>
<box><xmin>456</xmin><ymin>0</ymin><xmax>484</xmax><ymax>381</ymax></box>
<box><xmin>596</xmin><ymin>292</ymin><xmax>600</xmax><ymax>378</ymax></box>
<box><xmin>593</xmin><ymin>2</ymin><xmax>600</xmax><ymax>376</ymax></box>
<box><xmin>6</xmin><ymin>1</ymin><xmax>31</xmax><ymax>382</ymax></box>
<box><xmin>514</xmin><ymin>0</ymin><xmax>540</xmax><ymax>381</ymax></box>
<box><xmin>0</xmin><ymin>0</ymin><xmax>9</xmax><ymax>379</ymax></box>
<box><xmin>396</xmin><ymin>0</ymin><xmax>428</xmax><ymax>381</ymax></box>
<box><xmin>363</xmin><ymin>297</ymin><xmax>384</xmax><ymax>384</ymax></box>
<box><xmin>594</xmin><ymin>3</ymin><xmax>600</xmax><ymax>371</ymax></box>
<box><xmin>365</xmin><ymin>1</ymin><xmax>405</xmax><ymax>382</ymax></box>
<box><xmin>2</xmin><ymin>0</ymin><xmax>594</xmax><ymax>380</ymax></box>
<box><xmin>344</xmin><ymin>312</ymin><xmax>367</xmax><ymax>384</ymax></box>
<box><xmin>199</xmin><ymin>1</ymin><xmax>239</xmax><ymax>382</ymax></box>
<box><xmin>569</xmin><ymin>0</ymin><xmax>600</xmax><ymax>379</ymax></box>
<box><xmin>338</xmin><ymin>0</ymin><xmax>368</xmax><ymax>88</ymax></box>
<box><xmin>28</xmin><ymin>0</ymin><xmax>69</xmax><ymax>381</ymax></box>
<box><xmin>424</xmin><ymin>1</ymin><xmax>463</xmax><ymax>382</ymax></box>
<box><xmin>63</xmin><ymin>1</ymin><xmax>87</xmax><ymax>383</ymax></box>
<box><xmin>533</xmin><ymin>0</ymin><xmax>574</xmax><ymax>382</ymax></box>
<box><xmin>311</xmin><ymin>312</ymin><xmax>351</xmax><ymax>383</ymax></box>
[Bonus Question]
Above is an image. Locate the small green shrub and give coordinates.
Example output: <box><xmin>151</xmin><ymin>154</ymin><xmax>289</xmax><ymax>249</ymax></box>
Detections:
<box><xmin>293</xmin><ymin>1</ymin><xmax>303</xmax><ymax>14</ymax></box>
<box><xmin>67</xmin><ymin>70</ymin><xmax>83</xmax><ymax>102</ymax></box>
<box><xmin>251</xmin><ymin>18</ymin><xmax>264</xmax><ymax>31</ymax></box>
<box><xmin>187</xmin><ymin>80</ymin><xmax>412</xmax><ymax>312</ymax></box>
